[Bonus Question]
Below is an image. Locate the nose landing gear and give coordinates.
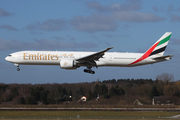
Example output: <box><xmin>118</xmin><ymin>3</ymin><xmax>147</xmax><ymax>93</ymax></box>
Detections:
<box><xmin>14</xmin><ymin>64</ymin><xmax>20</xmax><ymax>71</ymax></box>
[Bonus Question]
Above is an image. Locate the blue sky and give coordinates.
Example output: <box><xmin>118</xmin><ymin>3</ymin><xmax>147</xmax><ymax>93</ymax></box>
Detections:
<box><xmin>1</xmin><ymin>0</ymin><xmax>180</xmax><ymax>84</ymax></box>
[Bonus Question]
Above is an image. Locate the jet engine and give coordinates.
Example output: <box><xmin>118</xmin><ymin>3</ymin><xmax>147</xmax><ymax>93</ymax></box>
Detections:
<box><xmin>60</xmin><ymin>59</ymin><xmax>77</xmax><ymax>69</ymax></box>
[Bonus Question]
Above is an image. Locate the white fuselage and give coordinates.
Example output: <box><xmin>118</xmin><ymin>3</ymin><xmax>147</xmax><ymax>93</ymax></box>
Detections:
<box><xmin>5</xmin><ymin>51</ymin><xmax>160</xmax><ymax>67</ymax></box>
<box><xmin>4</xmin><ymin>32</ymin><xmax>173</xmax><ymax>73</ymax></box>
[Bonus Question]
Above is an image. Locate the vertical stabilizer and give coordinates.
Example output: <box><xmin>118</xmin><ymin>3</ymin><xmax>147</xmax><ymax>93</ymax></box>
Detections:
<box><xmin>130</xmin><ymin>32</ymin><xmax>172</xmax><ymax>65</ymax></box>
<box><xmin>149</xmin><ymin>32</ymin><xmax>172</xmax><ymax>57</ymax></box>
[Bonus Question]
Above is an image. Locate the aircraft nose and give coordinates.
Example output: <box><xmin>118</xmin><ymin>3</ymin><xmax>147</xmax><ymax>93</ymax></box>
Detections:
<box><xmin>5</xmin><ymin>56</ymin><xmax>10</xmax><ymax>62</ymax></box>
<box><xmin>5</xmin><ymin>56</ymin><xmax>8</xmax><ymax>61</ymax></box>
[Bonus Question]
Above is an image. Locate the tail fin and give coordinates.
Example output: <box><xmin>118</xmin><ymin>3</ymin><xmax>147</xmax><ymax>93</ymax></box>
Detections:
<box><xmin>149</xmin><ymin>32</ymin><xmax>172</xmax><ymax>57</ymax></box>
<box><xmin>130</xmin><ymin>32</ymin><xmax>172</xmax><ymax>65</ymax></box>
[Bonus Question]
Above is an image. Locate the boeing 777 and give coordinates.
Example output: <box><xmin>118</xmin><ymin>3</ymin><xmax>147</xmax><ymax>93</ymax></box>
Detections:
<box><xmin>5</xmin><ymin>32</ymin><xmax>173</xmax><ymax>74</ymax></box>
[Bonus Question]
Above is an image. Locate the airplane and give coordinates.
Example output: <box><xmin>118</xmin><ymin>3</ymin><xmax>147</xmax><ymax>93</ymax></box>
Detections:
<box><xmin>5</xmin><ymin>32</ymin><xmax>173</xmax><ymax>74</ymax></box>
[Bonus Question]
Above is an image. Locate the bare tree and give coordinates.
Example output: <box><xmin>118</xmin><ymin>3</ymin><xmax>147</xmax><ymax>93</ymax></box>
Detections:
<box><xmin>156</xmin><ymin>73</ymin><xmax>174</xmax><ymax>82</ymax></box>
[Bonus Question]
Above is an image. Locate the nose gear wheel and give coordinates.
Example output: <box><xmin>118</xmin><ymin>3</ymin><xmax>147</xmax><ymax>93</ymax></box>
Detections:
<box><xmin>17</xmin><ymin>68</ymin><xmax>20</xmax><ymax>71</ymax></box>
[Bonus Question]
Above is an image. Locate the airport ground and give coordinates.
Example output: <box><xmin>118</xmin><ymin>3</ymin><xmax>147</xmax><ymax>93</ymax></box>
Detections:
<box><xmin>2</xmin><ymin>119</ymin><xmax>180</xmax><ymax>120</ymax></box>
<box><xmin>0</xmin><ymin>110</ymin><xmax>180</xmax><ymax>120</ymax></box>
<box><xmin>0</xmin><ymin>105</ymin><xmax>180</xmax><ymax>119</ymax></box>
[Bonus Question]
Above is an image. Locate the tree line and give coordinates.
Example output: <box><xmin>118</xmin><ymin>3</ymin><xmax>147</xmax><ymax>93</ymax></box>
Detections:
<box><xmin>0</xmin><ymin>73</ymin><xmax>179</xmax><ymax>105</ymax></box>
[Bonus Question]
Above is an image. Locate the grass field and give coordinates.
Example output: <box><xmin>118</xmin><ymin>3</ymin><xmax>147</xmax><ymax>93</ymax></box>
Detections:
<box><xmin>2</xmin><ymin>119</ymin><xmax>180</xmax><ymax>120</ymax></box>
<box><xmin>0</xmin><ymin>111</ymin><xmax>179</xmax><ymax>119</ymax></box>
<box><xmin>3</xmin><ymin>119</ymin><xmax>180</xmax><ymax>120</ymax></box>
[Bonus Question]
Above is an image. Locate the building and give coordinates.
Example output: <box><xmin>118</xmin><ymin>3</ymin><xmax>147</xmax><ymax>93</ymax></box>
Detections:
<box><xmin>80</xmin><ymin>96</ymin><xmax>87</xmax><ymax>102</ymax></box>
<box><xmin>152</xmin><ymin>96</ymin><xmax>176</xmax><ymax>105</ymax></box>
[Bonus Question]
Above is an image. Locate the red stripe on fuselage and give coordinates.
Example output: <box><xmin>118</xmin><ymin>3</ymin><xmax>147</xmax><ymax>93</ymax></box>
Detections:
<box><xmin>129</xmin><ymin>41</ymin><xmax>160</xmax><ymax>65</ymax></box>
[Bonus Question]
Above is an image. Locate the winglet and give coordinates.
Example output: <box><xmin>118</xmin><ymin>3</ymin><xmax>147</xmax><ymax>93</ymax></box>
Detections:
<box><xmin>105</xmin><ymin>47</ymin><xmax>114</xmax><ymax>52</ymax></box>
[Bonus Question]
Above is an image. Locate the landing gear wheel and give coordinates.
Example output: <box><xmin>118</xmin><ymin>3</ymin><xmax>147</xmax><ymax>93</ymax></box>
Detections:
<box><xmin>90</xmin><ymin>71</ymin><xmax>95</xmax><ymax>74</ymax></box>
<box><xmin>84</xmin><ymin>69</ymin><xmax>88</xmax><ymax>73</ymax></box>
<box><xmin>17</xmin><ymin>68</ymin><xmax>20</xmax><ymax>71</ymax></box>
<box><xmin>84</xmin><ymin>69</ymin><xmax>95</xmax><ymax>74</ymax></box>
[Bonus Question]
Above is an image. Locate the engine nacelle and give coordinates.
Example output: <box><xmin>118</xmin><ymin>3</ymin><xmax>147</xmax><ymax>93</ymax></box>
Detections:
<box><xmin>60</xmin><ymin>59</ymin><xmax>77</xmax><ymax>70</ymax></box>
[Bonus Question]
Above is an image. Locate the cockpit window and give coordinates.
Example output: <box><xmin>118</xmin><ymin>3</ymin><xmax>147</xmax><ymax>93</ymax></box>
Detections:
<box><xmin>8</xmin><ymin>55</ymin><xmax>12</xmax><ymax>57</ymax></box>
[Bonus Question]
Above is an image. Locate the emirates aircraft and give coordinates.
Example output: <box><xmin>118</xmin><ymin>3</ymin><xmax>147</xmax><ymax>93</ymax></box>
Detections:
<box><xmin>5</xmin><ymin>32</ymin><xmax>173</xmax><ymax>74</ymax></box>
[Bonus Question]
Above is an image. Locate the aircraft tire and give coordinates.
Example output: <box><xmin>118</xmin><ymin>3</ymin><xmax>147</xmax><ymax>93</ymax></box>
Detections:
<box><xmin>91</xmin><ymin>71</ymin><xmax>95</xmax><ymax>74</ymax></box>
<box><xmin>84</xmin><ymin>69</ymin><xmax>88</xmax><ymax>73</ymax></box>
<box><xmin>84</xmin><ymin>69</ymin><xmax>95</xmax><ymax>74</ymax></box>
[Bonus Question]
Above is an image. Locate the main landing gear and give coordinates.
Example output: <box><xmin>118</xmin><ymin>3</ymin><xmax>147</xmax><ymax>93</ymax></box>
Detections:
<box><xmin>14</xmin><ymin>64</ymin><xmax>20</xmax><ymax>71</ymax></box>
<box><xmin>84</xmin><ymin>69</ymin><xmax>95</xmax><ymax>74</ymax></box>
<box><xmin>84</xmin><ymin>65</ymin><xmax>95</xmax><ymax>74</ymax></box>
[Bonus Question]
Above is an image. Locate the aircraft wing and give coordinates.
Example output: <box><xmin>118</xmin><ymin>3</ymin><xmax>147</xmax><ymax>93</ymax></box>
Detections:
<box><xmin>76</xmin><ymin>47</ymin><xmax>113</xmax><ymax>62</ymax></box>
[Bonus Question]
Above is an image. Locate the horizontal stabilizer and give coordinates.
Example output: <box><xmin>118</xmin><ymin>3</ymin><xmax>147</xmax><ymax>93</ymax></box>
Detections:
<box><xmin>153</xmin><ymin>55</ymin><xmax>173</xmax><ymax>61</ymax></box>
